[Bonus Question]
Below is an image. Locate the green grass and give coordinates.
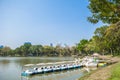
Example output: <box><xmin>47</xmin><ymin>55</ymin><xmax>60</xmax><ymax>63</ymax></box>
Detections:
<box><xmin>108</xmin><ymin>63</ymin><xmax>120</xmax><ymax>80</ymax></box>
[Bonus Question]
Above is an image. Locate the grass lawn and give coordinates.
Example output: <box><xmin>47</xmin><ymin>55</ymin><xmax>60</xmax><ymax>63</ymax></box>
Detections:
<box><xmin>108</xmin><ymin>63</ymin><xmax>120</xmax><ymax>80</ymax></box>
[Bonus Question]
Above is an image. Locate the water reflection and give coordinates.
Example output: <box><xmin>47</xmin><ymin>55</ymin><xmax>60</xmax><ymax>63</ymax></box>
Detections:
<box><xmin>0</xmin><ymin>60</ymin><xmax>10</xmax><ymax>67</ymax></box>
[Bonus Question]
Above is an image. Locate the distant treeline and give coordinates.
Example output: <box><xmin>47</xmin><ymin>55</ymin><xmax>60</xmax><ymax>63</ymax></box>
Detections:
<box><xmin>0</xmin><ymin>43</ymin><xmax>80</xmax><ymax>57</ymax></box>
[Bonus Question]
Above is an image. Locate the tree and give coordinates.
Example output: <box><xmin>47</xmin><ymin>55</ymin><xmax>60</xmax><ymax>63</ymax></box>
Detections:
<box><xmin>19</xmin><ymin>42</ymin><xmax>32</xmax><ymax>56</ymax></box>
<box><xmin>70</xmin><ymin>46</ymin><xmax>78</xmax><ymax>56</ymax></box>
<box><xmin>105</xmin><ymin>21</ymin><xmax>120</xmax><ymax>55</ymax></box>
<box><xmin>1</xmin><ymin>46</ymin><xmax>11</xmax><ymax>56</ymax></box>
<box><xmin>88</xmin><ymin>0</ymin><xmax>120</xmax><ymax>24</ymax></box>
<box><xmin>64</xmin><ymin>46</ymin><xmax>71</xmax><ymax>56</ymax></box>
<box><xmin>43</xmin><ymin>45</ymin><xmax>54</xmax><ymax>56</ymax></box>
<box><xmin>29</xmin><ymin>45</ymin><xmax>43</xmax><ymax>56</ymax></box>
<box><xmin>14</xmin><ymin>47</ymin><xmax>22</xmax><ymax>56</ymax></box>
<box><xmin>55</xmin><ymin>44</ymin><xmax>62</xmax><ymax>56</ymax></box>
<box><xmin>86</xmin><ymin>22</ymin><xmax>120</xmax><ymax>56</ymax></box>
<box><xmin>0</xmin><ymin>46</ymin><xmax>3</xmax><ymax>56</ymax></box>
<box><xmin>84</xmin><ymin>26</ymin><xmax>108</xmax><ymax>55</ymax></box>
<box><xmin>94</xmin><ymin>26</ymin><xmax>108</xmax><ymax>54</ymax></box>
<box><xmin>77</xmin><ymin>39</ymin><xmax>89</xmax><ymax>55</ymax></box>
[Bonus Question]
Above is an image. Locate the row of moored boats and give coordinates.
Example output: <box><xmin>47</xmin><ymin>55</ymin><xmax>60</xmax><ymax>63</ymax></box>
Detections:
<box><xmin>21</xmin><ymin>63</ymin><xmax>82</xmax><ymax>76</ymax></box>
<box><xmin>21</xmin><ymin>56</ymin><xmax>107</xmax><ymax>76</ymax></box>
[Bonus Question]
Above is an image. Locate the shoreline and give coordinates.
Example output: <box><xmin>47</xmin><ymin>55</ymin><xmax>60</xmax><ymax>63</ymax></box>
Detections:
<box><xmin>79</xmin><ymin>56</ymin><xmax>120</xmax><ymax>80</ymax></box>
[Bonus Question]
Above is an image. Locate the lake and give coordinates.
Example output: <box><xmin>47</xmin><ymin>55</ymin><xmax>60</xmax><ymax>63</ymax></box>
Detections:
<box><xmin>0</xmin><ymin>57</ymin><xmax>86</xmax><ymax>80</ymax></box>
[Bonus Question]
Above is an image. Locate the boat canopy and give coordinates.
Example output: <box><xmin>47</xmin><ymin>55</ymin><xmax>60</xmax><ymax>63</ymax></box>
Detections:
<box><xmin>24</xmin><ymin>64</ymin><xmax>35</xmax><ymax>67</ymax></box>
<box><xmin>24</xmin><ymin>60</ymin><xmax>76</xmax><ymax>67</ymax></box>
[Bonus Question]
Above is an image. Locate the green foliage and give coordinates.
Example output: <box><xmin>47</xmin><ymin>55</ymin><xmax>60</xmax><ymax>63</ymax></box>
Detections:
<box><xmin>0</xmin><ymin>46</ymin><xmax>12</xmax><ymax>56</ymax></box>
<box><xmin>88</xmin><ymin>22</ymin><xmax>120</xmax><ymax>55</ymax></box>
<box><xmin>105</xmin><ymin>21</ymin><xmax>120</xmax><ymax>55</ymax></box>
<box><xmin>91</xmin><ymin>26</ymin><xmax>108</xmax><ymax>53</ymax></box>
<box><xmin>77</xmin><ymin>39</ymin><xmax>89</xmax><ymax>55</ymax></box>
<box><xmin>0</xmin><ymin>43</ymin><xmax>79</xmax><ymax>57</ymax></box>
<box><xmin>88</xmin><ymin>0</ymin><xmax>120</xmax><ymax>24</ymax></box>
<box><xmin>108</xmin><ymin>63</ymin><xmax>120</xmax><ymax>80</ymax></box>
<box><xmin>76</xmin><ymin>22</ymin><xmax>120</xmax><ymax>56</ymax></box>
<box><xmin>29</xmin><ymin>45</ymin><xmax>43</xmax><ymax>56</ymax></box>
<box><xmin>77</xmin><ymin>39</ymin><xmax>88</xmax><ymax>51</ymax></box>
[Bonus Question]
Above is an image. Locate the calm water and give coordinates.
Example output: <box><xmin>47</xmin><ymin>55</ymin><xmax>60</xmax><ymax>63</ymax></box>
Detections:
<box><xmin>0</xmin><ymin>57</ymin><xmax>86</xmax><ymax>80</ymax></box>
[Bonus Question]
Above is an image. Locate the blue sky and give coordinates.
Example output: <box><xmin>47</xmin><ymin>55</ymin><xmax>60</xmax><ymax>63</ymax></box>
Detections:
<box><xmin>0</xmin><ymin>0</ymin><xmax>103</xmax><ymax>49</ymax></box>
